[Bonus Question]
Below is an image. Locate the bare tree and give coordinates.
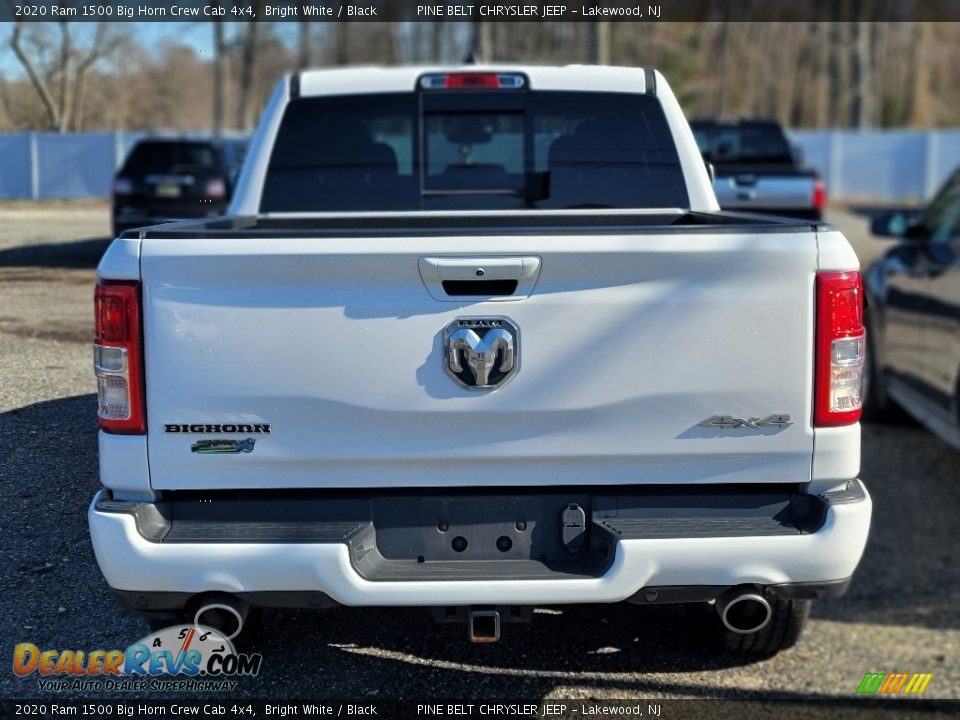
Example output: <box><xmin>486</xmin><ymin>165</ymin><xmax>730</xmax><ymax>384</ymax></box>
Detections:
<box><xmin>9</xmin><ymin>22</ymin><xmax>62</xmax><ymax>130</ymax></box>
<box><xmin>588</xmin><ymin>22</ymin><xmax>611</xmax><ymax>64</ymax></box>
<box><xmin>211</xmin><ymin>15</ymin><xmax>226</xmax><ymax>135</ymax></box>
<box><xmin>708</xmin><ymin>23</ymin><xmax>729</xmax><ymax>116</ymax></box>
<box><xmin>8</xmin><ymin>21</ymin><xmax>112</xmax><ymax>132</ymax></box>
<box><xmin>850</xmin><ymin>21</ymin><xmax>873</xmax><ymax>128</ymax></box>
<box><xmin>0</xmin><ymin>73</ymin><xmax>14</xmax><ymax>128</ymax></box>
<box><xmin>235</xmin><ymin>1</ymin><xmax>265</xmax><ymax>130</ymax></box>
<box><xmin>826</xmin><ymin>23</ymin><xmax>848</xmax><ymax>126</ymax></box>
<box><xmin>4</xmin><ymin>20</ymin><xmax>960</xmax><ymax>133</ymax></box>
<box><xmin>333</xmin><ymin>22</ymin><xmax>350</xmax><ymax>65</ymax></box>
<box><xmin>297</xmin><ymin>21</ymin><xmax>311</xmax><ymax>70</ymax></box>
<box><xmin>910</xmin><ymin>22</ymin><xmax>932</xmax><ymax>127</ymax></box>
<box><xmin>68</xmin><ymin>23</ymin><xmax>109</xmax><ymax>131</ymax></box>
<box><xmin>466</xmin><ymin>21</ymin><xmax>493</xmax><ymax>62</ymax></box>
<box><xmin>431</xmin><ymin>21</ymin><xmax>444</xmax><ymax>62</ymax></box>
<box><xmin>374</xmin><ymin>3</ymin><xmax>401</xmax><ymax>64</ymax></box>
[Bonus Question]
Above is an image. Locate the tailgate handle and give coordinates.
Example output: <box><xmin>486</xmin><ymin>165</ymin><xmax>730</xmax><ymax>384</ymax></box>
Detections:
<box><xmin>419</xmin><ymin>256</ymin><xmax>541</xmax><ymax>301</ymax></box>
<box><xmin>431</xmin><ymin>257</ymin><xmax>535</xmax><ymax>281</ymax></box>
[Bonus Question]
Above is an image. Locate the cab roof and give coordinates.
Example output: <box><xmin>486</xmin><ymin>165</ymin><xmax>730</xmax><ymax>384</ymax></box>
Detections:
<box><xmin>295</xmin><ymin>65</ymin><xmax>657</xmax><ymax>98</ymax></box>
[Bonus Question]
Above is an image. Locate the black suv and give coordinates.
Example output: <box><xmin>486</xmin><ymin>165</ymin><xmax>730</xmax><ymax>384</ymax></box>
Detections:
<box><xmin>863</xmin><ymin>167</ymin><xmax>960</xmax><ymax>449</ymax></box>
<box><xmin>111</xmin><ymin>138</ymin><xmax>246</xmax><ymax>236</ymax></box>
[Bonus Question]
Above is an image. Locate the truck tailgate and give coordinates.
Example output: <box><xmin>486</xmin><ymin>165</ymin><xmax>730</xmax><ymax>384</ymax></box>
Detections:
<box><xmin>140</xmin><ymin>228</ymin><xmax>817</xmax><ymax>490</ymax></box>
<box><xmin>713</xmin><ymin>173</ymin><xmax>816</xmax><ymax>211</ymax></box>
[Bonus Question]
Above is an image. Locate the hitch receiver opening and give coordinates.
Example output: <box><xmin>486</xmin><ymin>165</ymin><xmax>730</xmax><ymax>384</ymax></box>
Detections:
<box><xmin>468</xmin><ymin>610</ymin><xmax>501</xmax><ymax>643</ymax></box>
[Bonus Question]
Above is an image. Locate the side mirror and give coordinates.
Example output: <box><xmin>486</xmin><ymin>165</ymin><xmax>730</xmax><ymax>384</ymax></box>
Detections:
<box><xmin>870</xmin><ymin>212</ymin><xmax>908</xmax><ymax>238</ymax></box>
<box><xmin>705</xmin><ymin>160</ymin><xmax>715</xmax><ymax>184</ymax></box>
<box><xmin>871</xmin><ymin>211</ymin><xmax>926</xmax><ymax>242</ymax></box>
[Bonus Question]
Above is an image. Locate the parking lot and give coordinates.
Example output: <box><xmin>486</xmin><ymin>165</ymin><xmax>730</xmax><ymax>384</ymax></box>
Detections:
<box><xmin>0</xmin><ymin>203</ymin><xmax>957</xmax><ymax>701</ymax></box>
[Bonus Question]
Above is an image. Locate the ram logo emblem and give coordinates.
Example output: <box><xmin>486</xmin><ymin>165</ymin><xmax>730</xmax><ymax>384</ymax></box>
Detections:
<box><xmin>443</xmin><ymin>318</ymin><xmax>519</xmax><ymax>389</ymax></box>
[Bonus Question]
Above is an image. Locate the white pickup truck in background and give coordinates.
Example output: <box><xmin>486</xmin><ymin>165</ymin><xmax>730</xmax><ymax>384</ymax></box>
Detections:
<box><xmin>88</xmin><ymin>65</ymin><xmax>871</xmax><ymax>655</ymax></box>
<box><xmin>691</xmin><ymin>118</ymin><xmax>827</xmax><ymax>220</ymax></box>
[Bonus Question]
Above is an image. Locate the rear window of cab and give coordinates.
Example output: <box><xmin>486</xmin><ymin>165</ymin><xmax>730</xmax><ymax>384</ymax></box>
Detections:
<box><xmin>261</xmin><ymin>91</ymin><xmax>689</xmax><ymax>212</ymax></box>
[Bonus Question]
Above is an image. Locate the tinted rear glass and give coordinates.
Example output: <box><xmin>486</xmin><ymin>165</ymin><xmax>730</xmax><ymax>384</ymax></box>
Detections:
<box><xmin>122</xmin><ymin>142</ymin><xmax>222</xmax><ymax>176</ymax></box>
<box><xmin>692</xmin><ymin>122</ymin><xmax>793</xmax><ymax>165</ymax></box>
<box><xmin>261</xmin><ymin>91</ymin><xmax>689</xmax><ymax>212</ymax></box>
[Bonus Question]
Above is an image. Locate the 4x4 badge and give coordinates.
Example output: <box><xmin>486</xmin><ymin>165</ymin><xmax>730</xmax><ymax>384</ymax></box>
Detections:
<box><xmin>698</xmin><ymin>414</ymin><xmax>793</xmax><ymax>430</ymax></box>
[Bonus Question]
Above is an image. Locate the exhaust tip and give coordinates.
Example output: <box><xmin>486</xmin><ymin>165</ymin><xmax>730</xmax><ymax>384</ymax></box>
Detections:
<box><xmin>718</xmin><ymin>592</ymin><xmax>772</xmax><ymax>635</ymax></box>
<box><xmin>468</xmin><ymin>610</ymin><xmax>501</xmax><ymax>643</ymax></box>
<box><xmin>194</xmin><ymin>602</ymin><xmax>245</xmax><ymax>641</ymax></box>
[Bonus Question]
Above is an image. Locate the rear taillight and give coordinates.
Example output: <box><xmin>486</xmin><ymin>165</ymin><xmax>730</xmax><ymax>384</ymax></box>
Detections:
<box><xmin>113</xmin><ymin>178</ymin><xmax>133</xmax><ymax>195</ymax></box>
<box><xmin>95</xmin><ymin>282</ymin><xmax>145</xmax><ymax>434</ymax></box>
<box><xmin>814</xmin><ymin>271</ymin><xmax>864</xmax><ymax>426</ymax></box>
<box><xmin>813</xmin><ymin>178</ymin><xmax>827</xmax><ymax>211</ymax></box>
<box><xmin>205</xmin><ymin>178</ymin><xmax>227</xmax><ymax>199</ymax></box>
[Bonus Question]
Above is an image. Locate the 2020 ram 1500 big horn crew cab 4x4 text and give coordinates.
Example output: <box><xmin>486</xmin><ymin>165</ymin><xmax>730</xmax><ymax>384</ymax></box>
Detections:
<box><xmin>89</xmin><ymin>66</ymin><xmax>871</xmax><ymax>655</ymax></box>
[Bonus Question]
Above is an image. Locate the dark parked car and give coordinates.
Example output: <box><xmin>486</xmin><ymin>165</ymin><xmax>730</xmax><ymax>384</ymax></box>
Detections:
<box><xmin>692</xmin><ymin>118</ymin><xmax>826</xmax><ymax>220</ymax></box>
<box><xmin>111</xmin><ymin>138</ymin><xmax>246</xmax><ymax>236</ymax></box>
<box><xmin>863</xmin><ymin>167</ymin><xmax>960</xmax><ymax>449</ymax></box>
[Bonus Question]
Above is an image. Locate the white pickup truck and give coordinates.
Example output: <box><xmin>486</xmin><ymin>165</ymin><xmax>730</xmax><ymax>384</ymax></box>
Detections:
<box><xmin>88</xmin><ymin>65</ymin><xmax>871</xmax><ymax>655</ymax></box>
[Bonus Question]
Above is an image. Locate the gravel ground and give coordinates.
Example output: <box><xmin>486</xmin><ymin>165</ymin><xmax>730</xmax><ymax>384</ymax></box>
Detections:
<box><xmin>0</xmin><ymin>200</ymin><xmax>109</xmax><ymax>253</ymax></box>
<box><xmin>0</xmin><ymin>204</ymin><xmax>957</xmax><ymax>702</ymax></box>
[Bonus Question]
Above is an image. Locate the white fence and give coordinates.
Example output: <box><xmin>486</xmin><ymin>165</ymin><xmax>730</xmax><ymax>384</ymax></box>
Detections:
<box><xmin>791</xmin><ymin>130</ymin><xmax>960</xmax><ymax>203</ymax></box>
<box><xmin>0</xmin><ymin>132</ymin><xmax>245</xmax><ymax>201</ymax></box>
<box><xmin>0</xmin><ymin>132</ymin><xmax>145</xmax><ymax>200</ymax></box>
<box><xmin>1</xmin><ymin>129</ymin><xmax>959</xmax><ymax>202</ymax></box>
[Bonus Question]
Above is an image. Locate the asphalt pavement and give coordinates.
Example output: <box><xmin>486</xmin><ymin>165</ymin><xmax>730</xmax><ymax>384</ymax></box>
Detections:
<box><xmin>0</xmin><ymin>204</ymin><xmax>957</xmax><ymax>702</ymax></box>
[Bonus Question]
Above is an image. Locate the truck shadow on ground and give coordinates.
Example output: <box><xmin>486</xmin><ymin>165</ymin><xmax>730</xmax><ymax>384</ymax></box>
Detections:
<box><xmin>0</xmin><ymin>237</ymin><xmax>111</xmax><ymax>269</ymax></box>
<box><xmin>255</xmin><ymin>603</ymin><xmax>765</xmax><ymax>683</ymax></box>
<box><xmin>1</xmin><ymin>395</ymin><xmax>959</xmax><ymax>699</ymax></box>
